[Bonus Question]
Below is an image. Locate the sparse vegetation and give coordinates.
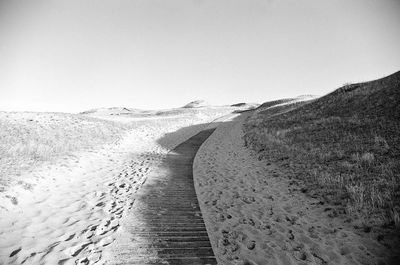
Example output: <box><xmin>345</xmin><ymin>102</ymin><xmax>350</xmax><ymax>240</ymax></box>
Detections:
<box><xmin>244</xmin><ymin>71</ymin><xmax>400</xmax><ymax>229</ymax></box>
<box><xmin>0</xmin><ymin>112</ymin><xmax>128</xmax><ymax>188</ymax></box>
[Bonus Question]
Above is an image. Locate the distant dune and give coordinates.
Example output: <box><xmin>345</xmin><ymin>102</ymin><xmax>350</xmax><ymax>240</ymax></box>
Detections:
<box><xmin>80</xmin><ymin>107</ymin><xmax>141</xmax><ymax>115</ymax></box>
<box><xmin>182</xmin><ymin>100</ymin><xmax>211</xmax><ymax>108</ymax></box>
<box><xmin>79</xmin><ymin>100</ymin><xmax>213</xmax><ymax>116</ymax></box>
<box><xmin>256</xmin><ymin>95</ymin><xmax>317</xmax><ymax>111</ymax></box>
<box><xmin>231</xmin><ymin>102</ymin><xmax>259</xmax><ymax>109</ymax></box>
<box><xmin>80</xmin><ymin>101</ymin><xmax>259</xmax><ymax>121</ymax></box>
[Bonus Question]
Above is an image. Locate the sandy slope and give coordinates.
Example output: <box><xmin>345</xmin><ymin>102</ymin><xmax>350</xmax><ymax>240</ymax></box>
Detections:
<box><xmin>0</xmin><ymin>107</ymin><xmax>236</xmax><ymax>265</ymax></box>
<box><xmin>0</xmin><ymin>112</ymin><xmax>128</xmax><ymax>191</ymax></box>
<box><xmin>194</xmin><ymin>114</ymin><xmax>393</xmax><ymax>265</ymax></box>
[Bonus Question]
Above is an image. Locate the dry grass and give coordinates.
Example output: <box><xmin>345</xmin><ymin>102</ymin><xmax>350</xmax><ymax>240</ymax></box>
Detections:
<box><xmin>244</xmin><ymin>71</ymin><xmax>400</xmax><ymax>229</ymax></box>
<box><xmin>0</xmin><ymin>112</ymin><xmax>128</xmax><ymax>189</ymax></box>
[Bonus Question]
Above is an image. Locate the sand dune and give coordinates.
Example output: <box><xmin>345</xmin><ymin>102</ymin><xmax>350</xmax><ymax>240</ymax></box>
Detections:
<box><xmin>0</xmin><ymin>107</ymin><xmax>238</xmax><ymax>264</ymax></box>
<box><xmin>182</xmin><ymin>100</ymin><xmax>211</xmax><ymax>108</ymax></box>
<box><xmin>0</xmin><ymin>112</ymin><xmax>128</xmax><ymax>192</ymax></box>
<box><xmin>194</xmin><ymin>114</ymin><xmax>395</xmax><ymax>265</ymax></box>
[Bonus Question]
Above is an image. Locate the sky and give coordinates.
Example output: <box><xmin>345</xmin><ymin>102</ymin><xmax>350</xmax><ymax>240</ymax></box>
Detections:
<box><xmin>0</xmin><ymin>0</ymin><xmax>399</xmax><ymax>113</ymax></box>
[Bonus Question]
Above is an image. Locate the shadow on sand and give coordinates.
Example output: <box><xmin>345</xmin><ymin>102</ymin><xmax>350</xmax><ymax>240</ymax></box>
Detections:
<box><xmin>117</xmin><ymin>114</ymin><xmax>246</xmax><ymax>264</ymax></box>
<box><xmin>113</xmin><ymin>113</ymin><xmax>247</xmax><ymax>264</ymax></box>
<box><xmin>156</xmin><ymin>113</ymin><xmax>244</xmax><ymax>151</ymax></box>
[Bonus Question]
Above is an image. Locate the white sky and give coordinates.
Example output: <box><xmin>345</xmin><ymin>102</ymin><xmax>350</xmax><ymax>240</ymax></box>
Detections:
<box><xmin>0</xmin><ymin>0</ymin><xmax>399</xmax><ymax>113</ymax></box>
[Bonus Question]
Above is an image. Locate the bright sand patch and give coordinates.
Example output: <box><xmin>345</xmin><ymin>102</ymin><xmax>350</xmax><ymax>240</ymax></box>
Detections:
<box><xmin>194</xmin><ymin>114</ymin><xmax>394</xmax><ymax>265</ymax></box>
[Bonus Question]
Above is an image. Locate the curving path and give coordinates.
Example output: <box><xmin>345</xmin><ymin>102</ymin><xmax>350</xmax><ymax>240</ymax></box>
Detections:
<box><xmin>107</xmin><ymin>129</ymin><xmax>217</xmax><ymax>265</ymax></box>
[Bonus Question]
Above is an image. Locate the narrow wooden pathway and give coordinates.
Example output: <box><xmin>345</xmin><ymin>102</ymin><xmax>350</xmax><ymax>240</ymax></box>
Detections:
<box><xmin>112</xmin><ymin>129</ymin><xmax>217</xmax><ymax>265</ymax></box>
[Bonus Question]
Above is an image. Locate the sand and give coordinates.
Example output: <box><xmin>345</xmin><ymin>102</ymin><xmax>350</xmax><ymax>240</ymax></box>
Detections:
<box><xmin>2</xmin><ymin>104</ymin><xmax>392</xmax><ymax>265</ymax></box>
<box><xmin>0</xmin><ymin>107</ymin><xmax>237</xmax><ymax>265</ymax></box>
<box><xmin>194</xmin><ymin>113</ymin><xmax>394</xmax><ymax>265</ymax></box>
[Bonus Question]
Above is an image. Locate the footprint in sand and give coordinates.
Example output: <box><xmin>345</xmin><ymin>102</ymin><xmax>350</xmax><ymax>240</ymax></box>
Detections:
<box><xmin>65</xmin><ymin>242</ymin><xmax>91</xmax><ymax>257</ymax></box>
<box><xmin>9</xmin><ymin>247</ymin><xmax>22</xmax><ymax>257</ymax></box>
<box><xmin>62</xmin><ymin>233</ymin><xmax>75</xmax><ymax>241</ymax></box>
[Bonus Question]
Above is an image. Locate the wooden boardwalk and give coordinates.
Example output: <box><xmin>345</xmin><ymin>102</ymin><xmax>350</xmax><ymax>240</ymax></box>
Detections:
<box><xmin>112</xmin><ymin>129</ymin><xmax>217</xmax><ymax>265</ymax></box>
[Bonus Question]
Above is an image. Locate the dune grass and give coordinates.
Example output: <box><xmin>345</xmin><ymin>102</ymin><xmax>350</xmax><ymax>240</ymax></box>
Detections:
<box><xmin>244</xmin><ymin>71</ymin><xmax>400</xmax><ymax>229</ymax></box>
<box><xmin>0</xmin><ymin>112</ymin><xmax>128</xmax><ymax>189</ymax></box>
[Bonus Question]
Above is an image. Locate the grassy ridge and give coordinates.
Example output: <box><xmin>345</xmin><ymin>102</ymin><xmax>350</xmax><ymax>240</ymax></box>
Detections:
<box><xmin>244</xmin><ymin>71</ymin><xmax>400</xmax><ymax>228</ymax></box>
<box><xmin>0</xmin><ymin>112</ymin><xmax>128</xmax><ymax>189</ymax></box>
